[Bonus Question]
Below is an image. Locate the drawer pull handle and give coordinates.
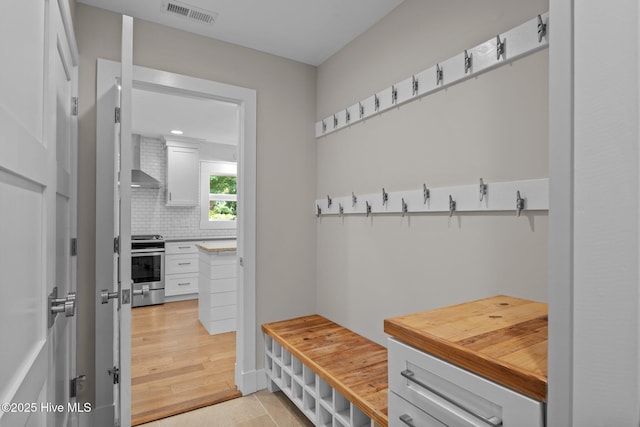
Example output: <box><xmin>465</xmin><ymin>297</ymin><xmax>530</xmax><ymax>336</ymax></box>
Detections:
<box><xmin>401</xmin><ymin>369</ymin><xmax>503</xmax><ymax>426</ymax></box>
<box><xmin>178</xmin><ymin>262</ymin><xmax>191</xmax><ymax>265</ymax></box>
<box><xmin>399</xmin><ymin>414</ymin><xmax>416</xmax><ymax>427</ymax></box>
<box><xmin>177</xmin><ymin>282</ymin><xmax>190</xmax><ymax>286</ymax></box>
<box><xmin>178</xmin><ymin>246</ymin><xmax>190</xmax><ymax>249</ymax></box>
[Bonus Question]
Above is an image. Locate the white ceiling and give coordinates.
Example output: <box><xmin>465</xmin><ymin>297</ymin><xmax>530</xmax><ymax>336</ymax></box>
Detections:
<box><xmin>132</xmin><ymin>87</ymin><xmax>239</xmax><ymax>144</ymax></box>
<box><xmin>76</xmin><ymin>0</ymin><xmax>404</xmax><ymax>65</ymax></box>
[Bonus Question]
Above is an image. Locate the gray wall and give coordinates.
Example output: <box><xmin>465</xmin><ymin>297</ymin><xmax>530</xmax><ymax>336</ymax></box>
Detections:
<box><xmin>315</xmin><ymin>0</ymin><xmax>549</xmax><ymax>345</ymax></box>
<box><xmin>75</xmin><ymin>3</ymin><xmax>317</xmax><ymax>403</ymax></box>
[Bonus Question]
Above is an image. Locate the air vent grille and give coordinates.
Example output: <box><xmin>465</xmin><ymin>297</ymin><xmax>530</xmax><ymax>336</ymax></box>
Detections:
<box><xmin>162</xmin><ymin>1</ymin><xmax>217</xmax><ymax>25</ymax></box>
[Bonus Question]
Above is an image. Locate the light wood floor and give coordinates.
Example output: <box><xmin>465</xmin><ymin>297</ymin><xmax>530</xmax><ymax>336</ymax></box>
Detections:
<box><xmin>131</xmin><ymin>300</ymin><xmax>241</xmax><ymax>426</ymax></box>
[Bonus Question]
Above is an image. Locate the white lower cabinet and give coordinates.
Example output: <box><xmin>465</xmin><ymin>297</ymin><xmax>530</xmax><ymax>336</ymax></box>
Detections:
<box><xmin>165</xmin><ymin>242</ymin><xmax>200</xmax><ymax>297</ymax></box>
<box><xmin>388</xmin><ymin>338</ymin><xmax>545</xmax><ymax>427</ymax></box>
<box><xmin>199</xmin><ymin>250</ymin><xmax>237</xmax><ymax>334</ymax></box>
<box><xmin>264</xmin><ymin>335</ymin><xmax>377</xmax><ymax>427</ymax></box>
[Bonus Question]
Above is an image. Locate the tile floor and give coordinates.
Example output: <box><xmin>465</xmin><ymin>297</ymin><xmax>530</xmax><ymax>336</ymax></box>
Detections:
<box><xmin>140</xmin><ymin>390</ymin><xmax>314</xmax><ymax>427</ymax></box>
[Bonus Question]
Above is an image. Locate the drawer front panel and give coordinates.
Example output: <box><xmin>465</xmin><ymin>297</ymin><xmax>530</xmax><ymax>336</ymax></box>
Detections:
<box><xmin>389</xmin><ymin>392</ymin><xmax>446</xmax><ymax>427</ymax></box>
<box><xmin>165</xmin><ymin>274</ymin><xmax>198</xmax><ymax>296</ymax></box>
<box><xmin>166</xmin><ymin>254</ymin><xmax>198</xmax><ymax>274</ymax></box>
<box><xmin>209</xmin><ymin>264</ymin><xmax>236</xmax><ymax>279</ymax></box>
<box><xmin>388</xmin><ymin>338</ymin><xmax>544</xmax><ymax>427</ymax></box>
<box><xmin>209</xmin><ymin>251</ymin><xmax>237</xmax><ymax>265</ymax></box>
<box><xmin>165</xmin><ymin>242</ymin><xmax>199</xmax><ymax>255</ymax></box>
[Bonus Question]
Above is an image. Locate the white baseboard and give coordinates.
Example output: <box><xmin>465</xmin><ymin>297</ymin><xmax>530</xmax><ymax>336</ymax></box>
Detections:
<box><xmin>236</xmin><ymin>368</ymin><xmax>267</xmax><ymax>395</ymax></box>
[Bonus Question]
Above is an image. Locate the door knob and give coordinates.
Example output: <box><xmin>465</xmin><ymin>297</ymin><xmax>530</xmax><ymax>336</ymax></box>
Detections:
<box><xmin>48</xmin><ymin>287</ymin><xmax>76</xmax><ymax>327</ymax></box>
<box><xmin>100</xmin><ymin>289</ymin><xmax>118</xmax><ymax>304</ymax></box>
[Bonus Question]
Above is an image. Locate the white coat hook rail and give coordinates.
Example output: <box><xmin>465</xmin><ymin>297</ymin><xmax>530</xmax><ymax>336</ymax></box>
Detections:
<box><xmin>316</xmin><ymin>12</ymin><xmax>549</xmax><ymax>138</ymax></box>
<box><xmin>314</xmin><ymin>178</ymin><xmax>548</xmax><ymax>217</ymax></box>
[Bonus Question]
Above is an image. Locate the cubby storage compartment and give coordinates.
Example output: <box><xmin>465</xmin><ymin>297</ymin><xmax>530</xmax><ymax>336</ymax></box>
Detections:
<box><xmin>282</xmin><ymin>371</ymin><xmax>292</xmax><ymax>395</ymax></box>
<box><xmin>318</xmin><ymin>404</ymin><xmax>333</xmax><ymax>427</ymax></box>
<box><xmin>351</xmin><ymin>405</ymin><xmax>369</xmax><ymax>427</ymax></box>
<box><xmin>292</xmin><ymin>356</ymin><xmax>303</xmax><ymax>376</ymax></box>
<box><xmin>265</xmin><ymin>335</ymin><xmax>273</xmax><ymax>353</ymax></box>
<box><xmin>334</xmin><ymin>392</ymin><xmax>350</xmax><ymax>425</ymax></box>
<box><xmin>273</xmin><ymin>341</ymin><xmax>282</xmax><ymax>358</ymax></box>
<box><xmin>303</xmin><ymin>389</ymin><xmax>318</xmax><ymax>421</ymax></box>
<box><xmin>334</xmin><ymin>417</ymin><xmax>348</xmax><ymax>427</ymax></box>
<box><xmin>292</xmin><ymin>379</ymin><xmax>304</xmax><ymax>406</ymax></box>
<box><xmin>283</xmin><ymin>348</ymin><xmax>292</xmax><ymax>370</ymax></box>
<box><xmin>304</xmin><ymin>365</ymin><xmax>316</xmax><ymax>390</ymax></box>
<box><xmin>318</xmin><ymin>377</ymin><xmax>333</xmax><ymax>408</ymax></box>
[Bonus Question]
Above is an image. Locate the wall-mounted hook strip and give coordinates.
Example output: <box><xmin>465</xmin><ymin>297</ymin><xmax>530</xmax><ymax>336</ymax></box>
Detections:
<box><xmin>322</xmin><ymin>120</ymin><xmax>327</xmax><ymax>133</ymax></box>
<box><xmin>352</xmin><ymin>192</ymin><xmax>357</xmax><ymax>206</ymax></box>
<box><xmin>366</xmin><ymin>201</ymin><xmax>372</xmax><ymax>217</ymax></box>
<box><xmin>412</xmin><ymin>75</ymin><xmax>419</xmax><ymax>96</ymax></box>
<box><xmin>391</xmin><ymin>85</ymin><xmax>398</xmax><ymax>104</ymax></box>
<box><xmin>436</xmin><ymin>64</ymin><xmax>443</xmax><ymax>85</ymax></box>
<box><xmin>479</xmin><ymin>178</ymin><xmax>487</xmax><ymax>201</ymax></box>
<box><xmin>401</xmin><ymin>198</ymin><xmax>408</xmax><ymax>217</ymax></box>
<box><xmin>537</xmin><ymin>14</ymin><xmax>547</xmax><ymax>43</ymax></box>
<box><xmin>316</xmin><ymin>205</ymin><xmax>322</xmax><ymax>218</ymax></box>
<box><xmin>464</xmin><ymin>50</ymin><xmax>472</xmax><ymax>74</ymax></box>
<box><xmin>339</xmin><ymin>203</ymin><xmax>344</xmax><ymax>216</ymax></box>
<box><xmin>516</xmin><ymin>190</ymin><xmax>525</xmax><ymax>216</ymax></box>
<box><xmin>449</xmin><ymin>195</ymin><xmax>456</xmax><ymax>217</ymax></box>
<box><xmin>327</xmin><ymin>195</ymin><xmax>332</xmax><ymax>208</ymax></box>
<box><xmin>333</xmin><ymin>114</ymin><xmax>338</xmax><ymax>129</ymax></box>
<box><xmin>374</xmin><ymin>94</ymin><xmax>380</xmax><ymax>111</ymax></box>
<box><xmin>496</xmin><ymin>35</ymin><xmax>506</xmax><ymax>60</ymax></box>
<box><xmin>423</xmin><ymin>184</ymin><xmax>430</xmax><ymax>204</ymax></box>
<box><xmin>382</xmin><ymin>188</ymin><xmax>389</xmax><ymax>205</ymax></box>
<box><xmin>345</xmin><ymin>108</ymin><xmax>350</xmax><ymax>124</ymax></box>
<box><xmin>359</xmin><ymin>102</ymin><xmax>364</xmax><ymax>119</ymax></box>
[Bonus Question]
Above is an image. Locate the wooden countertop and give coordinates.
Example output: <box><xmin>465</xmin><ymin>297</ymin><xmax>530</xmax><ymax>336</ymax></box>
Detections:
<box><xmin>384</xmin><ymin>295</ymin><xmax>547</xmax><ymax>401</ymax></box>
<box><xmin>195</xmin><ymin>240</ymin><xmax>237</xmax><ymax>252</ymax></box>
<box><xmin>262</xmin><ymin>315</ymin><xmax>388</xmax><ymax>426</ymax></box>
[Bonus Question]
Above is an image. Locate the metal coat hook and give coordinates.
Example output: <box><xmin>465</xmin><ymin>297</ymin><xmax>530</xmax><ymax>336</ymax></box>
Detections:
<box><xmin>333</xmin><ymin>114</ymin><xmax>338</xmax><ymax>129</ymax></box>
<box><xmin>316</xmin><ymin>205</ymin><xmax>322</xmax><ymax>218</ymax></box>
<box><xmin>449</xmin><ymin>195</ymin><xmax>456</xmax><ymax>217</ymax></box>
<box><xmin>327</xmin><ymin>195</ymin><xmax>332</xmax><ymax>208</ymax></box>
<box><xmin>339</xmin><ymin>203</ymin><xmax>344</xmax><ymax>216</ymax></box>
<box><xmin>496</xmin><ymin>35</ymin><xmax>506</xmax><ymax>60</ymax></box>
<box><xmin>423</xmin><ymin>184</ymin><xmax>431</xmax><ymax>204</ymax></box>
<box><xmin>382</xmin><ymin>188</ymin><xmax>389</xmax><ymax>205</ymax></box>
<box><xmin>359</xmin><ymin>102</ymin><xmax>364</xmax><ymax>119</ymax></box>
<box><xmin>366</xmin><ymin>201</ymin><xmax>372</xmax><ymax>217</ymax></box>
<box><xmin>436</xmin><ymin>64</ymin><xmax>443</xmax><ymax>85</ymax></box>
<box><xmin>479</xmin><ymin>178</ymin><xmax>488</xmax><ymax>202</ymax></box>
<box><xmin>537</xmin><ymin>15</ymin><xmax>547</xmax><ymax>43</ymax></box>
<box><xmin>412</xmin><ymin>75</ymin><xmax>419</xmax><ymax>96</ymax></box>
<box><xmin>464</xmin><ymin>50</ymin><xmax>472</xmax><ymax>74</ymax></box>
<box><xmin>322</xmin><ymin>120</ymin><xmax>327</xmax><ymax>133</ymax></box>
<box><xmin>345</xmin><ymin>108</ymin><xmax>351</xmax><ymax>124</ymax></box>
<box><xmin>352</xmin><ymin>192</ymin><xmax>357</xmax><ymax>206</ymax></box>
<box><xmin>401</xmin><ymin>198</ymin><xmax>408</xmax><ymax>217</ymax></box>
<box><xmin>391</xmin><ymin>85</ymin><xmax>398</xmax><ymax>104</ymax></box>
<box><xmin>516</xmin><ymin>191</ymin><xmax>525</xmax><ymax>216</ymax></box>
<box><xmin>374</xmin><ymin>94</ymin><xmax>380</xmax><ymax>111</ymax></box>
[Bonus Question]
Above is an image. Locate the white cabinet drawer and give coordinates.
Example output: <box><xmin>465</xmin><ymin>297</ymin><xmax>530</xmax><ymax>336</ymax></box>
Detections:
<box><xmin>165</xmin><ymin>242</ymin><xmax>199</xmax><ymax>255</ymax></box>
<box><xmin>209</xmin><ymin>251</ymin><xmax>237</xmax><ymax>265</ymax></box>
<box><xmin>165</xmin><ymin>274</ymin><xmax>198</xmax><ymax>296</ymax></box>
<box><xmin>208</xmin><ymin>264</ymin><xmax>236</xmax><ymax>279</ymax></box>
<box><xmin>388</xmin><ymin>338</ymin><xmax>544</xmax><ymax>427</ymax></box>
<box><xmin>389</xmin><ymin>391</ymin><xmax>446</xmax><ymax>427</ymax></box>
<box><xmin>165</xmin><ymin>254</ymin><xmax>198</xmax><ymax>274</ymax></box>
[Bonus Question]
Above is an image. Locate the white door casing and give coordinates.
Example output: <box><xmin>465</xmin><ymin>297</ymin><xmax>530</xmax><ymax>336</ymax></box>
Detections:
<box><xmin>95</xmin><ymin>58</ymin><xmax>257</xmax><ymax>425</ymax></box>
<box><xmin>0</xmin><ymin>0</ymin><xmax>78</xmax><ymax>426</ymax></box>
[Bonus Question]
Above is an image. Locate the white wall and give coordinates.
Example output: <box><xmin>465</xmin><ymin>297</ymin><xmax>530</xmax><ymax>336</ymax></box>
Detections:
<box><xmin>76</xmin><ymin>4</ymin><xmax>317</xmax><ymax>403</ymax></box>
<box><xmin>316</xmin><ymin>0</ymin><xmax>549</xmax><ymax>345</ymax></box>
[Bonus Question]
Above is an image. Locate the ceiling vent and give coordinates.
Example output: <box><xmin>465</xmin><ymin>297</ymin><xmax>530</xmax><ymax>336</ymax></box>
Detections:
<box><xmin>162</xmin><ymin>1</ymin><xmax>218</xmax><ymax>25</ymax></box>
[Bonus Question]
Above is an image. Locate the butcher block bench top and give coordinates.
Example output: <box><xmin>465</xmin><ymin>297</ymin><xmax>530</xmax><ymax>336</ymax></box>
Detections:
<box><xmin>262</xmin><ymin>315</ymin><xmax>388</xmax><ymax>426</ymax></box>
<box><xmin>384</xmin><ymin>295</ymin><xmax>548</xmax><ymax>402</ymax></box>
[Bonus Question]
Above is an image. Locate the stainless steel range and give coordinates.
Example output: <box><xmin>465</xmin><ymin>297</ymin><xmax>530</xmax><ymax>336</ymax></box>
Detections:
<box><xmin>131</xmin><ymin>234</ymin><xmax>165</xmax><ymax>307</ymax></box>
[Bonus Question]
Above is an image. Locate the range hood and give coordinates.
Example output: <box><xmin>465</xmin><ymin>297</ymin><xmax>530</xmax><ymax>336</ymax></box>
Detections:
<box><xmin>131</xmin><ymin>134</ymin><xmax>161</xmax><ymax>189</ymax></box>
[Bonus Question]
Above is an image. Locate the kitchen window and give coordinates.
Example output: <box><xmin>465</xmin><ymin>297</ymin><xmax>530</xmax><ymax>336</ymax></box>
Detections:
<box><xmin>200</xmin><ymin>161</ymin><xmax>237</xmax><ymax>229</ymax></box>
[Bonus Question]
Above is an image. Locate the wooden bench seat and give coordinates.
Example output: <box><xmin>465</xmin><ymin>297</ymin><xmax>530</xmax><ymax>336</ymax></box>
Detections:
<box><xmin>262</xmin><ymin>315</ymin><xmax>388</xmax><ymax>426</ymax></box>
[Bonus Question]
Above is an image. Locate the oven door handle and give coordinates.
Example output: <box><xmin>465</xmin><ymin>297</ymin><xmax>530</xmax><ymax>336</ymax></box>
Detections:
<box><xmin>133</xmin><ymin>284</ymin><xmax>150</xmax><ymax>297</ymax></box>
<box><xmin>131</xmin><ymin>251</ymin><xmax>165</xmax><ymax>256</ymax></box>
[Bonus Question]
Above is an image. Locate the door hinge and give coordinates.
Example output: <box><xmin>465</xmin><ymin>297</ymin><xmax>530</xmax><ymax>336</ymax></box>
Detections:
<box><xmin>108</xmin><ymin>367</ymin><xmax>120</xmax><ymax>385</ymax></box>
<box><xmin>115</xmin><ymin>107</ymin><xmax>121</xmax><ymax>124</ymax></box>
<box><xmin>113</xmin><ymin>236</ymin><xmax>120</xmax><ymax>254</ymax></box>
<box><xmin>71</xmin><ymin>97</ymin><xmax>78</xmax><ymax>116</ymax></box>
<box><xmin>70</xmin><ymin>374</ymin><xmax>86</xmax><ymax>398</ymax></box>
<box><xmin>70</xmin><ymin>237</ymin><xmax>78</xmax><ymax>256</ymax></box>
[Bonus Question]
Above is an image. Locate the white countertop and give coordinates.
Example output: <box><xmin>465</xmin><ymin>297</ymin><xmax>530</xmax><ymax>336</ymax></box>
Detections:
<box><xmin>196</xmin><ymin>239</ymin><xmax>237</xmax><ymax>252</ymax></box>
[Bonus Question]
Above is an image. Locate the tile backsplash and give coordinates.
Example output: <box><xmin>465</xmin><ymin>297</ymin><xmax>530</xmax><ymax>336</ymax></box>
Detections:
<box><xmin>131</xmin><ymin>136</ymin><xmax>236</xmax><ymax>240</ymax></box>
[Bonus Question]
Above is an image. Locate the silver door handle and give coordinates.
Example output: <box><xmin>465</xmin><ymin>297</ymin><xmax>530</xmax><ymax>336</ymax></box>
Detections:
<box><xmin>100</xmin><ymin>289</ymin><xmax>119</xmax><ymax>304</ymax></box>
<box><xmin>132</xmin><ymin>284</ymin><xmax>150</xmax><ymax>297</ymax></box>
<box><xmin>50</xmin><ymin>290</ymin><xmax>76</xmax><ymax>317</ymax></box>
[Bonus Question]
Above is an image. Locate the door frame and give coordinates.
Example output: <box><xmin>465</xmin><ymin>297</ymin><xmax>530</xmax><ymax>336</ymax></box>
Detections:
<box><xmin>95</xmin><ymin>59</ymin><xmax>258</xmax><ymax>421</ymax></box>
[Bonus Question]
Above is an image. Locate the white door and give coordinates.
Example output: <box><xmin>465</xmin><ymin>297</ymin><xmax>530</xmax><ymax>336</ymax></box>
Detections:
<box><xmin>0</xmin><ymin>0</ymin><xmax>78</xmax><ymax>426</ymax></box>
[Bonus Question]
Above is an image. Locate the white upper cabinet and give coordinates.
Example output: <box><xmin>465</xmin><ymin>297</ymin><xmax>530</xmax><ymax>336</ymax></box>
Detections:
<box><xmin>165</xmin><ymin>139</ymin><xmax>199</xmax><ymax>206</ymax></box>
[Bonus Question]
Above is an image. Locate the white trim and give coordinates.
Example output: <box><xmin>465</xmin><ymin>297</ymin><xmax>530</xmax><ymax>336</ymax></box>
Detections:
<box><xmin>57</xmin><ymin>0</ymin><xmax>79</xmax><ymax>65</ymax></box>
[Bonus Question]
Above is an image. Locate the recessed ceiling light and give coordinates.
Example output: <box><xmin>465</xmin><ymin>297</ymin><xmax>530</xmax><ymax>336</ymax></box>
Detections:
<box><xmin>171</xmin><ymin>130</ymin><xmax>183</xmax><ymax>135</ymax></box>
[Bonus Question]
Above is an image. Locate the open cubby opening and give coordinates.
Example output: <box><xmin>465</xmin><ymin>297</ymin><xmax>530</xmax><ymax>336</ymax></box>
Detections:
<box><xmin>273</xmin><ymin>363</ymin><xmax>282</xmax><ymax>382</ymax></box>
<box><xmin>283</xmin><ymin>348</ymin><xmax>292</xmax><ymax>368</ymax></box>
<box><xmin>292</xmin><ymin>356</ymin><xmax>303</xmax><ymax>376</ymax></box>
<box><xmin>273</xmin><ymin>341</ymin><xmax>282</xmax><ymax>358</ymax></box>
<box><xmin>283</xmin><ymin>371</ymin><xmax>292</xmax><ymax>393</ymax></box>
<box><xmin>318</xmin><ymin>404</ymin><xmax>333</xmax><ymax>427</ymax></box>
<box><xmin>334</xmin><ymin>391</ymin><xmax>350</xmax><ymax>424</ymax></box>
<box><xmin>292</xmin><ymin>379</ymin><xmax>304</xmax><ymax>406</ymax></box>
<box><xmin>303</xmin><ymin>389</ymin><xmax>317</xmax><ymax>420</ymax></box>
<box><xmin>318</xmin><ymin>376</ymin><xmax>333</xmax><ymax>407</ymax></box>
<box><xmin>303</xmin><ymin>365</ymin><xmax>316</xmax><ymax>389</ymax></box>
<box><xmin>265</xmin><ymin>335</ymin><xmax>273</xmax><ymax>353</ymax></box>
<box><xmin>351</xmin><ymin>404</ymin><xmax>371</xmax><ymax>427</ymax></box>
